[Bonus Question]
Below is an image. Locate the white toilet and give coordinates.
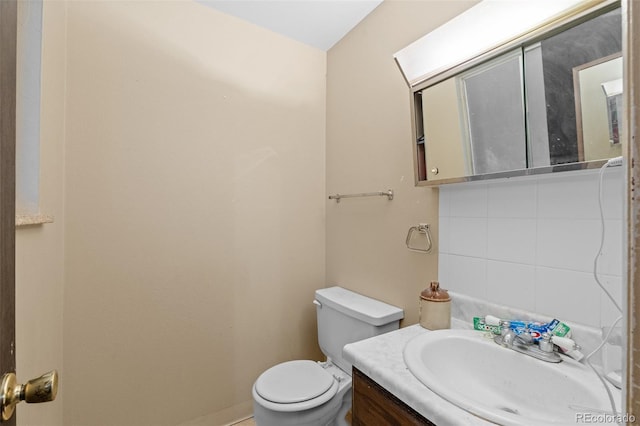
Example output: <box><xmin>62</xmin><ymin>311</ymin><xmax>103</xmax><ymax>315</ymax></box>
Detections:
<box><xmin>252</xmin><ymin>286</ymin><xmax>404</xmax><ymax>426</ymax></box>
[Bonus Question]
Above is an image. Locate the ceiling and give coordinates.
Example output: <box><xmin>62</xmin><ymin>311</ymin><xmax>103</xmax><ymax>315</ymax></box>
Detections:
<box><xmin>198</xmin><ymin>0</ymin><xmax>384</xmax><ymax>51</ymax></box>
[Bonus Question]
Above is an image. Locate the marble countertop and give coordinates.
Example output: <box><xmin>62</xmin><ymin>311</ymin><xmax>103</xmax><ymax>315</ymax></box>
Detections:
<box><xmin>342</xmin><ymin>292</ymin><xmax>609</xmax><ymax>425</ymax></box>
<box><xmin>343</xmin><ymin>324</ymin><xmax>492</xmax><ymax>425</ymax></box>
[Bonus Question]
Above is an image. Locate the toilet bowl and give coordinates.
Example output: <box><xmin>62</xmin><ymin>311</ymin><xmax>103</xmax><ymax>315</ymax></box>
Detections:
<box><xmin>252</xmin><ymin>360</ymin><xmax>351</xmax><ymax>426</ymax></box>
<box><xmin>251</xmin><ymin>287</ymin><xmax>404</xmax><ymax>426</ymax></box>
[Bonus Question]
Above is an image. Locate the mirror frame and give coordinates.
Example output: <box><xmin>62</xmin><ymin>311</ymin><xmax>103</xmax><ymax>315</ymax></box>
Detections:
<box><xmin>406</xmin><ymin>0</ymin><xmax>621</xmax><ymax>186</ymax></box>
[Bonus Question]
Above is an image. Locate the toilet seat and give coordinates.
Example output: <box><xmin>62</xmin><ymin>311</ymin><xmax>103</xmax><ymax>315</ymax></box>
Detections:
<box><xmin>253</xmin><ymin>360</ymin><xmax>339</xmax><ymax>412</ymax></box>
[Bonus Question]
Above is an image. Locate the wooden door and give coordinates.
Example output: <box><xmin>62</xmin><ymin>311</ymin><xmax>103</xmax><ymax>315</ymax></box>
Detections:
<box><xmin>0</xmin><ymin>0</ymin><xmax>17</xmax><ymax>424</ymax></box>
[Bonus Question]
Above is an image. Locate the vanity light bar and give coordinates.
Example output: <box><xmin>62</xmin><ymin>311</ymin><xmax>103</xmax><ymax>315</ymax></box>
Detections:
<box><xmin>394</xmin><ymin>0</ymin><xmax>594</xmax><ymax>88</ymax></box>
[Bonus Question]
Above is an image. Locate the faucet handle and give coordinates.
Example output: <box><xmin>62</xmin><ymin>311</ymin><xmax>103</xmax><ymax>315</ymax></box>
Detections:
<box><xmin>551</xmin><ymin>336</ymin><xmax>585</xmax><ymax>361</ymax></box>
<box><xmin>551</xmin><ymin>336</ymin><xmax>577</xmax><ymax>350</ymax></box>
<box><xmin>485</xmin><ymin>315</ymin><xmax>502</xmax><ymax>326</ymax></box>
<box><xmin>515</xmin><ymin>330</ymin><xmax>533</xmax><ymax>345</ymax></box>
<box><xmin>538</xmin><ymin>333</ymin><xmax>554</xmax><ymax>353</ymax></box>
<box><xmin>497</xmin><ymin>324</ymin><xmax>515</xmax><ymax>347</ymax></box>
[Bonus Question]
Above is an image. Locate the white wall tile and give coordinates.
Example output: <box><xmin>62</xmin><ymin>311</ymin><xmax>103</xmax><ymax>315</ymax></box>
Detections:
<box><xmin>487</xmin><ymin>218</ymin><xmax>536</xmax><ymax>264</ymax></box>
<box><xmin>448</xmin><ymin>183</ymin><xmax>488</xmax><ymax>218</ymax></box>
<box><xmin>598</xmin><ymin>220</ymin><xmax>624</xmax><ymax>277</ymax></box>
<box><xmin>536</xmin><ymin>219</ymin><xmax>598</xmax><ymax>273</ymax></box>
<box><xmin>438</xmin><ymin>253</ymin><xmax>451</xmax><ymax>287</ymax></box>
<box><xmin>598</xmin><ymin>274</ymin><xmax>623</xmax><ymax>326</ymax></box>
<box><xmin>537</xmin><ymin>172</ymin><xmax>604</xmax><ymax>220</ymax></box>
<box><xmin>445</xmin><ymin>254</ymin><xmax>487</xmax><ymax>299</ymax></box>
<box><xmin>448</xmin><ymin>217</ymin><xmax>487</xmax><ymax>258</ymax></box>
<box><xmin>487</xmin><ymin>180</ymin><xmax>537</xmax><ymax>218</ymax></box>
<box><xmin>438</xmin><ymin>186</ymin><xmax>451</xmax><ymax>218</ymax></box>
<box><xmin>602</xmin><ymin>168</ymin><xmax>624</xmax><ymax>220</ymax></box>
<box><xmin>439</xmin><ymin>171</ymin><xmax>624</xmax><ymax>329</ymax></box>
<box><xmin>486</xmin><ymin>261</ymin><xmax>535</xmax><ymax>312</ymax></box>
<box><xmin>438</xmin><ymin>216</ymin><xmax>450</xmax><ymax>254</ymax></box>
<box><xmin>534</xmin><ymin>267</ymin><xmax>601</xmax><ymax>327</ymax></box>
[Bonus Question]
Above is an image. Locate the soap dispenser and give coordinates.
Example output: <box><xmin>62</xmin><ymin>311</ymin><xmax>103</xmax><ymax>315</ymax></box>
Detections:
<box><xmin>419</xmin><ymin>281</ymin><xmax>451</xmax><ymax>330</ymax></box>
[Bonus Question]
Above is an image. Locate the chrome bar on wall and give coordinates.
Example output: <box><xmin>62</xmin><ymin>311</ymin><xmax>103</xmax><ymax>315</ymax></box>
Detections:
<box><xmin>406</xmin><ymin>223</ymin><xmax>433</xmax><ymax>253</ymax></box>
<box><xmin>328</xmin><ymin>189</ymin><xmax>394</xmax><ymax>203</ymax></box>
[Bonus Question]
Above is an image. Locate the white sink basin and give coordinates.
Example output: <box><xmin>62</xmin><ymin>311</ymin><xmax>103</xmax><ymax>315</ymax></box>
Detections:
<box><xmin>403</xmin><ymin>329</ymin><xmax>619</xmax><ymax>426</ymax></box>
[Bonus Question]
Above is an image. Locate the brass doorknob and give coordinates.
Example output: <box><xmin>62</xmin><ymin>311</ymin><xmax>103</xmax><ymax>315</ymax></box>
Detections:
<box><xmin>0</xmin><ymin>370</ymin><xmax>58</xmax><ymax>421</ymax></box>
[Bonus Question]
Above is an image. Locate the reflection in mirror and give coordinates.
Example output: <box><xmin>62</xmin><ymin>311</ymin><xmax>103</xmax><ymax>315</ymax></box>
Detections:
<box><xmin>525</xmin><ymin>7</ymin><xmax>621</xmax><ymax>166</ymax></box>
<box><xmin>421</xmin><ymin>50</ymin><xmax>527</xmax><ymax>181</ymax></box>
<box><xmin>574</xmin><ymin>55</ymin><xmax>622</xmax><ymax>161</ymax></box>
<box><xmin>458</xmin><ymin>51</ymin><xmax>526</xmax><ymax>175</ymax></box>
<box><xmin>603</xmin><ymin>77</ymin><xmax>622</xmax><ymax>145</ymax></box>
<box><xmin>523</xmin><ymin>42</ymin><xmax>551</xmax><ymax>168</ymax></box>
<box><xmin>413</xmin><ymin>4</ymin><xmax>622</xmax><ymax>185</ymax></box>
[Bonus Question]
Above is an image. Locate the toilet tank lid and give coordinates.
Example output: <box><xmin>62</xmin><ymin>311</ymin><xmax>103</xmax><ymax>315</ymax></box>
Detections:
<box><xmin>315</xmin><ymin>286</ymin><xmax>404</xmax><ymax>326</ymax></box>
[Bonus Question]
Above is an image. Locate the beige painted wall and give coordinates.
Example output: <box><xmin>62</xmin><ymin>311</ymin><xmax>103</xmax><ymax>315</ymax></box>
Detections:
<box><xmin>326</xmin><ymin>0</ymin><xmax>476</xmax><ymax>324</ymax></box>
<box><xmin>15</xmin><ymin>2</ymin><xmax>66</xmax><ymax>425</ymax></box>
<box><xmin>17</xmin><ymin>1</ymin><xmax>483</xmax><ymax>425</ymax></box>
<box><xmin>62</xmin><ymin>2</ymin><xmax>325</xmax><ymax>425</ymax></box>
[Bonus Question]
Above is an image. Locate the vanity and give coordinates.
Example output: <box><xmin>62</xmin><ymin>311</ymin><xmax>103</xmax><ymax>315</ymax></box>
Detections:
<box><xmin>345</xmin><ymin>325</ymin><xmax>491</xmax><ymax>425</ymax></box>
<box><xmin>344</xmin><ymin>293</ymin><xmax>622</xmax><ymax>426</ymax></box>
<box><xmin>352</xmin><ymin>368</ymin><xmax>432</xmax><ymax>426</ymax></box>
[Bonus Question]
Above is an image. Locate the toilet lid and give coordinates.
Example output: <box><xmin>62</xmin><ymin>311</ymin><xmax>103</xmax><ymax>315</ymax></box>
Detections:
<box><xmin>255</xmin><ymin>360</ymin><xmax>336</xmax><ymax>404</ymax></box>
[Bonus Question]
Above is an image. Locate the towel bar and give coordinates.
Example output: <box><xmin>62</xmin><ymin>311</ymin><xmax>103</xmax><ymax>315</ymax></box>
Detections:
<box><xmin>328</xmin><ymin>189</ymin><xmax>393</xmax><ymax>203</ymax></box>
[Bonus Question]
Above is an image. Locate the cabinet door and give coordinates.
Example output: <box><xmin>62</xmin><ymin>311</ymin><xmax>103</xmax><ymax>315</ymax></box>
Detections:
<box><xmin>352</xmin><ymin>368</ymin><xmax>434</xmax><ymax>426</ymax></box>
<box><xmin>422</xmin><ymin>77</ymin><xmax>467</xmax><ymax>181</ymax></box>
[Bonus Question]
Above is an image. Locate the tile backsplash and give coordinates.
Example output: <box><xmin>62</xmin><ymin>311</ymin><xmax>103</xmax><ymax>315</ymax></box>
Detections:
<box><xmin>438</xmin><ymin>168</ymin><xmax>624</xmax><ymax>328</ymax></box>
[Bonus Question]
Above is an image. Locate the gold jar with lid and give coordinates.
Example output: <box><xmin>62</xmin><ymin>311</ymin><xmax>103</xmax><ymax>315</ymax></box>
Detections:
<box><xmin>419</xmin><ymin>281</ymin><xmax>451</xmax><ymax>330</ymax></box>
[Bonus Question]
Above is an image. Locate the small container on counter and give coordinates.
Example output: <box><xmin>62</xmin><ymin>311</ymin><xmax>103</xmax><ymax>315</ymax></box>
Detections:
<box><xmin>419</xmin><ymin>281</ymin><xmax>451</xmax><ymax>330</ymax></box>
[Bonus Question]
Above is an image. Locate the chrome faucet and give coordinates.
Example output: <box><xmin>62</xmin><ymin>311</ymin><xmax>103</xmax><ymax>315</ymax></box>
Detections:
<box><xmin>493</xmin><ymin>322</ymin><xmax>562</xmax><ymax>363</ymax></box>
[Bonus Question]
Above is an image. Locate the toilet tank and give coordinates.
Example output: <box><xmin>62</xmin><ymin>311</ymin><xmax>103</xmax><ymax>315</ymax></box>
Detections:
<box><xmin>314</xmin><ymin>286</ymin><xmax>404</xmax><ymax>373</ymax></box>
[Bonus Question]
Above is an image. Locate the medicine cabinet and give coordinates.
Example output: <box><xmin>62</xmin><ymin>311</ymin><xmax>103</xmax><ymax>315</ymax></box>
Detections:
<box><xmin>399</xmin><ymin>1</ymin><xmax>622</xmax><ymax>185</ymax></box>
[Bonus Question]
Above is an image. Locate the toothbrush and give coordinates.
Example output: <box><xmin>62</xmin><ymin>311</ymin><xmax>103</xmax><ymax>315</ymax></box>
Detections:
<box><xmin>484</xmin><ymin>315</ymin><xmax>545</xmax><ymax>329</ymax></box>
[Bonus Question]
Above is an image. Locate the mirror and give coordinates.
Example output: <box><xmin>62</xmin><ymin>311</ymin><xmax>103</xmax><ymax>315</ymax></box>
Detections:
<box><xmin>574</xmin><ymin>54</ymin><xmax>623</xmax><ymax>160</ymax></box>
<box><xmin>413</xmin><ymin>4</ymin><xmax>622</xmax><ymax>184</ymax></box>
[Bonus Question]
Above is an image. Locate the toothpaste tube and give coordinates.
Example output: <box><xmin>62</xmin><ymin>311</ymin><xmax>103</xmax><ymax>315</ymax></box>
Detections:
<box><xmin>475</xmin><ymin>315</ymin><xmax>572</xmax><ymax>341</ymax></box>
<box><xmin>473</xmin><ymin>317</ymin><xmax>501</xmax><ymax>335</ymax></box>
<box><xmin>546</xmin><ymin>319</ymin><xmax>572</xmax><ymax>338</ymax></box>
<box><xmin>510</xmin><ymin>323</ymin><xmax>547</xmax><ymax>342</ymax></box>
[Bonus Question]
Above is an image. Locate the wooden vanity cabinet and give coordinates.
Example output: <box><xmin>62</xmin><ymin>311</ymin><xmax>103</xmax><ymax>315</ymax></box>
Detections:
<box><xmin>352</xmin><ymin>368</ymin><xmax>434</xmax><ymax>426</ymax></box>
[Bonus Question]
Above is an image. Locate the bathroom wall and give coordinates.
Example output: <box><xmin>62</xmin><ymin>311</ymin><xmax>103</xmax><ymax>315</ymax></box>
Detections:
<box><xmin>327</xmin><ymin>0</ymin><xmax>623</xmax><ymax>333</ymax></box>
<box><xmin>23</xmin><ymin>1</ymin><xmax>621</xmax><ymax>425</ymax></box>
<box><xmin>439</xmin><ymin>169</ymin><xmax>624</xmax><ymax>328</ymax></box>
<box><xmin>15</xmin><ymin>2</ymin><xmax>66</xmax><ymax>426</ymax></box>
<box><xmin>62</xmin><ymin>2</ymin><xmax>325</xmax><ymax>425</ymax></box>
<box><xmin>326</xmin><ymin>0</ymin><xmax>477</xmax><ymax>324</ymax></box>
